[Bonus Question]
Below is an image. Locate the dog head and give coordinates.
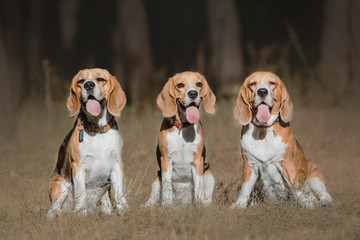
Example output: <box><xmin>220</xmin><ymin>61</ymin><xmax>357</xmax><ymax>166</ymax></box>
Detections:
<box><xmin>234</xmin><ymin>71</ymin><xmax>293</xmax><ymax>126</ymax></box>
<box><xmin>67</xmin><ymin>68</ymin><xmax>126</xmax><ymax>118</ymax></box>
<box><xmin>157</xmin><ymin>71</ymin><xmax>216</xmax><ymax>122</ymax></box>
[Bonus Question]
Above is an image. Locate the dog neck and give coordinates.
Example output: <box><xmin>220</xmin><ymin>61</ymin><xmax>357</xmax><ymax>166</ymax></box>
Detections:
<box><xmin>80</xmin><ymin>105</ymin><xmax>112</xmax><ymax>127</ymax></box>
<box><xmin>251</xmin><ymin>116</ymin><xmax>280</xmax><ymax>128</ymax></box>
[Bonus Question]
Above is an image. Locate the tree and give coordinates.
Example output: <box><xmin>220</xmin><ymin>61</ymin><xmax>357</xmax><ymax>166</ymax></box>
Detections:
<box><xmin>118</xmin><ymin>0</ymin><xmax>153</xmax><ymax>104</ymax></box>
<box><xmin>206</xmin><ymin>0</ymin><xmax>244</xmax><ymax>97</ymax></box>
<box><xmin>320</xmin><ymin>0</ymin><xmax>360</xmax><ymax>105</ymax></box>
<box><xmin>0</xmin><ymin>12</ymin><xmax>13</xmax><ymax>134</ymax></box>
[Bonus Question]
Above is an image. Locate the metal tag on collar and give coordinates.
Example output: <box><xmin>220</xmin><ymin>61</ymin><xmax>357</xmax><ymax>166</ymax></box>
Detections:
<box><xmin>178</xmin><ymin>123</ymin><xmax>182</xmax><ymax>135</ymax></box>
<box><xmin>78</xmin><ymin>122</ymin><xmax>84</xmax><ymax>142</ymax></box>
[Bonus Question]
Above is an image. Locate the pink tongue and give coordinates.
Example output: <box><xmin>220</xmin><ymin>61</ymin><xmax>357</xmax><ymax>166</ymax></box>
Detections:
<box><xmin>86</xmin><ymin>99</ymin><xmax>101</xmax><ymax>116</ymax></box>
<box><xmin>185</xmin><ymin>106</ymin><xmax>200</xmax><ymax>124</ymax></box>
<box><xmin>256</xmin><ymin>104</ymin><xmax>271</xmax><ymax>123</ymax></box>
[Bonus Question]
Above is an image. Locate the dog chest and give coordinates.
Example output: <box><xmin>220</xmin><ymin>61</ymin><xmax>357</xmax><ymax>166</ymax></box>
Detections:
<box><xmin>166</xmin><ymin>125</ymin><xmax>201</xmax><ymax>178</ymax></box>
<box><xmin>79</xmin><ymin>129</ymin><xmax>122</xmax><ymax>186</ymax></box>
<box><xmin>241</xmin><ymin>125</ymin><xmax>287</xmax><ymax>165</ymax></box>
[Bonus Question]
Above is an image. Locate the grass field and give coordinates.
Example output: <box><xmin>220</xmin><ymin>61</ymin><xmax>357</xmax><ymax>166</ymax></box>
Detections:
<box><xmin>0</xmin><ymin>99</ymin><xmax>359</xmax><ymax>239</ymax></box>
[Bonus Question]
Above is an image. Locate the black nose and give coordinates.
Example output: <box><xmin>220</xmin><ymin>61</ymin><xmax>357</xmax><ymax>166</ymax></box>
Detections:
<box><xmin>84</xmin><ymin>81</ymin><xmax>95</xmax><ymax>91</ymax></box>
<box><xmin>257</xmin><ymin>88</ymin><xmax>268</xmax><ymax>98</ymax></box>
<box><xmin>187</xmin><ymin>90</ymin><xmax>198</xmax><ymax>99</ymax></box>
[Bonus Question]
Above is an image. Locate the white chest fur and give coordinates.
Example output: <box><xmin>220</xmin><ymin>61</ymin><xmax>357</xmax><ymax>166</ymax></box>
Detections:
<box><xmin>166</xmin><ymin>125</ymin><xmax>201</xmax><ymax>182</ymax></box>
<box><xmin>241</xmin><ymin>124</ymin><xmax>288</xmax><ymax>194</ymax></box>
<box><xmin>79</xmin><ymin>129</ymin><xmax>122</xmax><ymax>188</ymax></box>
<box><xmin>241</xmin><ymin>124</ymin><xmax>287</xmax><ymax>165</ymax></box>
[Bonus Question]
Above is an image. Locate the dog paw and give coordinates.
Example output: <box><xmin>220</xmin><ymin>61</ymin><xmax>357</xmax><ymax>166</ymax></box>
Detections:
<box><xmin>115</xmin><ymin>203</ymin><xmax>128</xmax><ymax>214</ymax></box>
<box><xmin>230</xmin><ymin>199</ymin><xmax>248</xmax><ymax>209</ymax></box>
<box><xmin>317</xmin><ymin>197</ymin><xmax>333</xmax><ymax>208</ymax></box>
<box><xmin>47</xmin><ymin>209</ymin><xmax>57</xmax><ymax>218</ymax></box>
<box><xmin>161</xmin><ymin>199</ymin><xmax>174</xmax><ymax>206</ymax></box>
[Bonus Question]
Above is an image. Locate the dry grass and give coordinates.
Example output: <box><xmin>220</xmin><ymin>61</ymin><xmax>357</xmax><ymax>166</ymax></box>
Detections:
<box><xmin>1</xmin><ymin>99</ymin><xmax>360</xmax><ymax>239</ymax></box>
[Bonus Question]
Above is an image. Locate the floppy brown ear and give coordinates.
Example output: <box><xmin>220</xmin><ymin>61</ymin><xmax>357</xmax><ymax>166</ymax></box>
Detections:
<box><xmin>156</xmin><ymin>78</ymin><xmax>177</xmax><ymax>117</ymax></box>
<box><xmin>279</xmin><ymin>82</ymin><xmax>293</xmax><ymax>123</ymax></box>
<box><xmin>233</xmin><ymin>85</ymin><xmax>252</xmax><ymax>125</ymax></box>
<box><xmin>200</xmin><ymin>77</ymin><xmax>216</xmax><ymax>114</ymax></box>
<box><xmin>107</xmin><ymin>75</ymin><xmax>127</xmax><ymax>117</ymax></box>
<box><xmin>67</xmin><ymin>75</ymin><xmax>81</xmax><ymax>118</ymax></box>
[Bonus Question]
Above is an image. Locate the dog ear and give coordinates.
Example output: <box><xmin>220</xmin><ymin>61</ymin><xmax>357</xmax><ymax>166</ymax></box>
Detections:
<box><xmin>157</xmin><ymin>78</ymin><xmax>177</xmax><ymax>117</ymax></box>
<box><xmin>200</xmin><ymin>76</ymin><xmax>216</xmax><ymax>114</ymax></box>
<box><xmin>67</xmin><ymin>74</ymin><xmax>81</xmax><ymax>118</ymax></box>
<box><xmin>279</xmin><ymin>82</ymin><xmax>293</xmax><ymax>123</ymax></box>
<box><xmin>107</xmin><ymin>75</ymin><xmax>127</xmax><ymax>117</ymax></box>
<box><xmin>234</xmin><ymin>85</ymin><xmax>252</xmax><ymax>125</ymax></box>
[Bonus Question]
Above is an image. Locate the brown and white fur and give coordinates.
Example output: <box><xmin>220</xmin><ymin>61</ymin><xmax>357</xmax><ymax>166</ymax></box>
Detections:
<box><xmin>48</xmin><ymin>68</ymin><xmax>128</xmax><ymax>217</ymax></box>
<box><xmin>145</xmin><ymin>71</ymin><xmax>216</xmax><ymax>206</ymax></box>
<box><xmin>232</xmin><ymin>71</ymin><xmax>333</xmax><ymax>208</ymax></box>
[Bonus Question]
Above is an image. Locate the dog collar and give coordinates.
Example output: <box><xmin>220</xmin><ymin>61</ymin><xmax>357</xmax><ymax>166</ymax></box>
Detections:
<box><xmin>251</xmin><ymin>117</ymin><xmax>280</xmax><ymax>128</ymax></box>
<box><xmin>82</xmin><ymin>118</ymin><xmax>116</xmax><ymax>133</ymax></box>
<box><xmin>173</xmin><ymin>119</ymin><xmax>192</xmax><ymax>129</ymax></box>
<box><xmin>77</xmin><ymin>117</ymin><xmax>117</xmax><ymax>142</ymax></box>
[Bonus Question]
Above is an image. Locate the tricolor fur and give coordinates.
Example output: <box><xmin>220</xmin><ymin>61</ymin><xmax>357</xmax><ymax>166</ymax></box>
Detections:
<box><xmin>232</xmin><ymin>71</ymin><xmax>333</xmax><ymax>208</ymax></box>
<box><xmin>145</xmin><ymin>71</ymin><xmax>216</xmax><ymax>206</ymax></box>
<box><xmin>48</xmin><ymin>68</ymin><xmax>128</xmax><ymax>217</ymax></box>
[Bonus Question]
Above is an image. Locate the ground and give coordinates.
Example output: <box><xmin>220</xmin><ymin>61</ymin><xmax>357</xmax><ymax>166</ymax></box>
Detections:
<box><xmin>0</xmin><ymin>100</ymin><xmax>359</xmax><ymax>239</ymax></box>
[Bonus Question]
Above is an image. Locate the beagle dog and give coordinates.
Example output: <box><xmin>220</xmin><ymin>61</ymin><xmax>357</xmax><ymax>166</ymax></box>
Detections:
<box><xmin>232</xmin><ymin>71</ymin><xmax>333</xmax><ymax>208</ymax></box>
<box><xmin>145</xmin><ymin>71</ymin><xmax>216</xmax><ymax>206</ymax></box>
<box><xmin>48</xmin><ymin>68</ymin><xmax>128</xmax><ymax>217</ymax></box>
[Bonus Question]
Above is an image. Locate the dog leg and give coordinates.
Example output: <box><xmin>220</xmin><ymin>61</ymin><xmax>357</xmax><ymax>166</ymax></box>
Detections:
<box><xmin>192</xmin><ymin>167</ymin><xmax>205</xmax><ymax>203</ymax></box>
<box><xmin>232</xmin><ymin>168</ymin><xmax>258</xmax><ymax>208</ymax></box>
<box><xmin>307</xmin><ymin>177</ymin><xmax>333</xmax><ymax>207</ymax></box>
<box><xmin>203</xmin><ymin>172</ymin><xmax>215</xmax><ymax>205</ymax></box>
<box><xmin>101</xmin><ymin>191</ymin><xmax>113</xmax><ymax>215</ymax></box>
<box><xmin>161</xmin><ymin>163</ymin><xmax>174</xmax><ymax>205</ymax></box>
<box><xmin>47</xmin><ymin>181</ymin><xmax>72</xmax><ymax>218</ymax></box>
<box><xmin>145</xmin><ymin>177</ymin><xmax>161</xmax><ymax>206</ymax></box>
<box><xmin>111</xmin><ymin>162</ymin><xmax>128</xmax><ymax>214</ymax></box>
<box><xmin>73</xmin><ymin>169</ymin><xmax>88</xmax><ymax>215</ymax></box>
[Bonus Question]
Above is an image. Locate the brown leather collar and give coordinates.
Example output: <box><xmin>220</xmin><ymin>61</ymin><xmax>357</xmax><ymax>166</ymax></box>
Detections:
<box><xmin>78</xmin><ymin>115</ymin><xmax>117</xmax><ymax>134</ymax></box>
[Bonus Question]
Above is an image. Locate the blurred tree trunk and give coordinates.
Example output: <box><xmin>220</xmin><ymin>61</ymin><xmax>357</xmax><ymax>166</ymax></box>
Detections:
<box><xmin>28</xmin><ymin>0</ymin><xmax>44</xmax><ymax>96</ymax></box>
<box><xmin>320</xmin><ymin>0</ymin><xmax>350</xmax><ymax>105</ymax></box>
<box><xmin>320</xmin><ymin>0</ymin><xmax>360</xmax><ymax>104</ymax></box>
<box><xmin>349</xmin><ymin>0</ymin><xmax>360</xmax><ymax>91</ymax></box>
<box><xmin>0</xmin><ymin>14</ymin><xmax>13</xmax><ymax>132</ymax></box>
<box><xmin>206</xmin><ymin>0</ymin><xmax>243</xmax><ymax>97</ymax></box>
<box><xmin>2</xmin><ymin>0</ymin><xmax>27</xmax><ymax>106</ymax></box>
<box><xmin>59</xmin><ymin>0</ymin><xmax>81</xmax><ymax>51</ymax></box>
<box><xmin>118</xmin><ymin>0</ymin><xmax>153</xmax><ymax>104</ymax></box>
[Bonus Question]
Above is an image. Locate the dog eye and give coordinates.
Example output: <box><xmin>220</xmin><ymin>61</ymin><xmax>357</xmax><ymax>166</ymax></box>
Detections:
<box><xmin>97</xmin><ymin>78</ymin><xmax>106</xmax><ymax>82</ymax></box>
<box><xmin>78</xmin><ymin>79</ymin><xmax>85</xmax><ymax>84</ymax></box>
<box><xmin>249</xmin><ymin>82</ymin><xmax>256</xmax><ymax>86</ymax></box>
<box><xmin>176</xmin><ymin>83</ymin><xmax>185</xmax><ymax>88</ymax></box>
<box><xmin>196</xmin><ymin>82</ymin><xmax>203</xmax><ymax>88</ymax></box>
<box><xmin>270</xmin><ymin>81</ymin><xmax>276</xmax><ymax>85</ymax></box>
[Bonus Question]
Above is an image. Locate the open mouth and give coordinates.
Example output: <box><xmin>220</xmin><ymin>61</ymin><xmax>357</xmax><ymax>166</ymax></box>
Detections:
<box><xmin>177</xmin><ymin>101</ymin><xmax>200</xmax><ymax>124</ymax></box>
<box><xmin>178</xmin><ymin>101</ymin><xmax>199</xmax><ymax>110</ymax></box>
<box><xmin>254</xmin><ymin>102</ymin><xmax>272</xmax><ymax>112</ymax></box>
<box><xmin>254</xmin><ymin>102</ymin><xmax>272</xmax><ymax>123</ymax></box>
<box><xmin>83</xmin><ymin>95</ymin><xmax>103</xmax><ymax>117</ymax></box>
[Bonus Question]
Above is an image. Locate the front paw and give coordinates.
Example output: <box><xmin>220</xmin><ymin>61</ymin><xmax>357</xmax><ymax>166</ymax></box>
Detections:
<box><xmin>74</xmin><ymin>206</ymin><xmax>88</xmax><ymax>216</ymax></box>
<box><xmin>317</xmin><ymin>193</ymin><xmax>333</xmax><ymax>208</ymax></box>
<box><xmin>162</xmin><ymin>191</ymin><xmax>174</xmax><ymax>206</ymax></box>
<box><xmin>115</xmin><ymin>203</ymin><xmax>128</xmax><ymax>215</ymax></box>
<box><xmin>230</xmin><ymin>198</ymin><xmax>248</xmax><ymax>209</ymax></box>
<box><xmin>195</xmin><ymin>192</ymin><xmax>205</xmax><ymax>204</ymax></box>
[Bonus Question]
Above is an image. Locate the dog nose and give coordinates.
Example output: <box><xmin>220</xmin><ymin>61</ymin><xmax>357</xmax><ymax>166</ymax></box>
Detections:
<box><xmin>187</xmin><ymin>90</ymin><xmax>198</xmax><ymax>99</ymax></box>
<box><xmin>257</xmin><ymin>88</ymin><xmax>268</xmax><ymax>98</ymax></box>
<box><xmin>84</xmin><ymin>81</ymin><xmax>95</xmax><ymax>91</ymax></box>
